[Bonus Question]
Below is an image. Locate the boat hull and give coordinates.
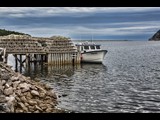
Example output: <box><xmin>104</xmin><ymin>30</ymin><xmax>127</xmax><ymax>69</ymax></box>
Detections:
<box><xmin>81</xmin><ymin>50</ymin><xmax>107</xmax><ymax>63</ymax></box>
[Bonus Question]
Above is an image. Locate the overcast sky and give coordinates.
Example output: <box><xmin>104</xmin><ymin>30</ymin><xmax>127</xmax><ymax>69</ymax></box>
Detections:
<box><xmin>0</xmin><ymin>7</ymin><xmax>160</xmax><ymax>40</ymax></box>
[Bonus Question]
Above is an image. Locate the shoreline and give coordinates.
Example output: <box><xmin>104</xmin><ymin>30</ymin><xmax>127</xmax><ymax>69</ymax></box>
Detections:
<box><xmin>0</xmin><ymin>62</ymin><xmax>67</xmax><ymax>113</ymax></box>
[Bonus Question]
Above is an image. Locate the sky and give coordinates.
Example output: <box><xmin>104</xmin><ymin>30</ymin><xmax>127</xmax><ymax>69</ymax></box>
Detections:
<box><xmin>0</xmin><ymin>7</ymin><xmax>160</xmax><ymax>40</ymax></box>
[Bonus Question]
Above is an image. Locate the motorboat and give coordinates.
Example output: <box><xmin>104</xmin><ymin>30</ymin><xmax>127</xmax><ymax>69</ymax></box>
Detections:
<box><xmin>75</xmin><ymin>41</ymin><xmax>107</xmax><ymax>63</ymax></box>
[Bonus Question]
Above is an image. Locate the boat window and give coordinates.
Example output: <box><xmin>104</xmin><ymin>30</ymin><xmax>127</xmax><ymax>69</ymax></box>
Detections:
<box><xmin>96</xmin><ymin>45</ymin><xmax>100</xmax><ymax>49</ymax></box>
<box><xmin>84</xmin><ymin>46</ymin><xmax>89</xmax><ymax>50</ymax></box>
<box><xmin>90</xmin><ymin>46</ymin><xmax>95</xmax><ymax>49</ymax></box>
<box><xmin>81</xmin><ymin>46</ymin><xmax>83</xmax><ymax>51</ymax></box>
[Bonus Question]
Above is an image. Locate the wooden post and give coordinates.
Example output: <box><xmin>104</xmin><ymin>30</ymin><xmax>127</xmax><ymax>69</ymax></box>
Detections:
<box><xmin>3</xmin><ymin>48</ymin><xmax>6</xmax><ymax>63</ymax></box>
<box><xmin>26</xmin><ymin>54</ymin><xmax>28</xmax><ymax>67</ymax></box>
<box><xmin>15</xmin><ymin>54</ymin><xmax>18</xmax><ymax>72</ymax></box>
<box><xmin>20</xmin><ymin>54</ymin><xmax>22</xmax><ymax>73</ymax></box>
<box><xmin>45</xmin><ymin>54</ymin><xmax>47</xmax><ymax>63</ymax></box>
<box><xmin>4</xmin><ymin>54</ymin><xmax>8</xmax><ymax>64</ymax></box>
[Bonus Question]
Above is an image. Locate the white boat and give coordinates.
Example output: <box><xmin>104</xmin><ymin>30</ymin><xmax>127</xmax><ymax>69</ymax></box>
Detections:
<box><xmin>75</xmin><ymin>41</ymin><xmax>107</xmax><ymax>63</ymax></box>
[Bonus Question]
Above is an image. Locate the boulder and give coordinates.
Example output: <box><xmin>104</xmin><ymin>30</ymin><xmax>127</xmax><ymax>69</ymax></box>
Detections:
<box><xmin>27</xmin><ymin>106</ymin><xmax>35</xmax><ymax>112</ymax></box>
<box><xmin>20</xmin><ymin>96</ymin><xmax>27</xmax><ymax>103</ymax></box>
<box><xmin>31</xmin><ymin>90</ymin><xmax>39</xmax><ymax>96</ymax></box>
<box><xmin>5</xmin><ymin>83</ymin><xmax>10</xmax><ymax>88</ymax></box>
<box><xmin>18</xmin><ymin>83</ymin><xmax>31</xmax><ymax>92</ymax></box>
<box><xmin>46</xmin><ymin>90</ymin><xmax>57</xmax><ymax>99</ymax></box>
<box><xmin>28</xmin><ymin>100</ymin><xmax>37</xmax><ymax>106</ymax></box>
<box><xmin>0</xmin><ymin>96</ymin><xmax>7</xmax><ymax>103</ymax></box>
<box><xmin>15</xmin><ymin>90</ymin><xmax>21</xmax><ymax>97</ymax></box>
<box><xmin>17</xmin><ymin>102</ymin><xmax>28</xmax><ymax>112</ymax></box>
<box><xmin>39</xmin><ymin>92</ymin><xmax>46</xmax><ymax>98</ymax></box>
<box><xmin>12</xmin><ymin>81</ymin><xmax>21</xmax><ymax>88</ymax></box>
<box><xmin>6</xmin><ymin>96</ymin><xmax>15</xmax><ymax>112</ymax></box>
<box><xmin>0</xmin><ymin>103</ymin><xmax>10</xmax><ymax>112</ymax></box>
<box><xmin>35</xmin><ymin>105</ymin><xmax>43</xmax><ymax>112</ymax></box>
<box><xmin>10</xmin><ymin>76</ymin><xmax>19</xmax><ymax>82</ymax></box>
<box><xmin>25</xmin><ymin>92</ymin><xmax>33</xmax><ymax>99</ymax></box>
<box><xmin>1</xmin><ymin>80</ymin><xmax>6</xmax><ymax>86</ymax></box>
<box><xmin>0</xmin><ymin>84</ymin><xmax>3</xmax><ymax>91</ymax></box>
<box><xmin>4</xmin><ymin>87</ymin><xmax>13</xmax><ymax>96</ymax></box>
<box><xmin>1</xmin><ymin>74</ymin><xmax>10</xmax><ymax>80</ymax></box>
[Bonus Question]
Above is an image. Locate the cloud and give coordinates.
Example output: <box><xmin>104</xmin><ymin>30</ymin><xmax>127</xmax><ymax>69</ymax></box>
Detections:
<box><xmin>0</xmin><ymin>7</ymin><xmax>160</xmax><ymax>18</ymax></box>
<box><xmin>2</xmin><ymin>20</ymin><xmax>159</xmax><ymax>39</ymax></box>
<box><xmin>1</xmin><ymin>7</ymin><xmax>160</xmax><ymax>40</ymax></box>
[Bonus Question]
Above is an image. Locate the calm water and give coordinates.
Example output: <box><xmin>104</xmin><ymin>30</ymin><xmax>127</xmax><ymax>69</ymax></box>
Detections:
<box><xmin>9</xmin><ymin>41</ymin><xmax>160</xmax><ymax>113</ymax></box>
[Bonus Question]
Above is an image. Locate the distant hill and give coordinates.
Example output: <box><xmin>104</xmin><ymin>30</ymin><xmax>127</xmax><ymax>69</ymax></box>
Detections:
<box><xmin>0</xmin><ymin>29</ymin><xmax>30</xmax><ymax>36</ymax></box>
<box><xmin>149</xmin><ymin>29</ymin><xmax>160</xmax><ymax>41</ymax></box>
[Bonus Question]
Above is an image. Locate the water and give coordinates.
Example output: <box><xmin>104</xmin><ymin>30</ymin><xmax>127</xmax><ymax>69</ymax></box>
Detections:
<box><xmin>9</xmin><ymin>41</ymin><xmax>160</xmax><ymax>113</ymax></box>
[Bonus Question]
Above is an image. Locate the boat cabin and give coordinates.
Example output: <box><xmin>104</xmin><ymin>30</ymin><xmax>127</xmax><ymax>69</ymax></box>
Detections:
<box><xmin>75</xmin><ymin>42</ymin><xmax>101</xmax><ymax>52</ymax></box>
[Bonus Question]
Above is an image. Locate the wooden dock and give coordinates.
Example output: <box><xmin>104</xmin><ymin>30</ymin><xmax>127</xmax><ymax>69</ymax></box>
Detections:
<box><xmin>0</xmin><ymin>34</ymin><xmax>81</xmax><ymax>71</ymax></box>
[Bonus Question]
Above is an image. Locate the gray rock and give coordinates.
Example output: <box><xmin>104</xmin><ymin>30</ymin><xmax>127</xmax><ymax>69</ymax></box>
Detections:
<box><xmin>39</xmin><ymin>104</ymin><xmax>47</xmax><ymax>110</ymax></box>
<box><xmin>15</xmin><ymin>96</ymin><xmax>21</xmax><ymax>102</ymax></box>
<box><xmin>0</xmin><ymin>103</ymin><xmax>10</xmax><ymax>112</ymax></box>
<box><xmin>45</xmin><ymin>108</ymin><xmax>53</xmax><ymax>113</ymax></box>
<box><xmin>30</xmin><ymin>85</ymin><xmax>38</xmax><ymax>90</ymax></box>
<box><xmin>1</xmin><ymin>80</ymin><xmax>6</xmax><ymax>86</ymax></box>
<box><xmin>39</xmin><ymin>92</ymin><xmax>46</xmax><ymax>98</ymax></box>
<box><xmin>17</xmin><ymin>102</ymin><xmax>28</xmax><ymax>112</ymax></box>
<box><xmin>36</xmin><ymin>86</ymin><xmax>46</xmax><ymax>93</ymax></box>
<box><xmin>6</xmin><ymin>96</ymin><xmax>15</xmax><ymax>113</ymax></box>
<box><xmin>1</xmin><ymin>74</ymin><xmax>10</xmax><ymax>80</ymax></box>
<box><xmin>24</xmin><ymin>102</ymin><xmax>29</xmax><ymax>107</ymax></box>
<box><xmin>10</xmin><ymin>76</ymin><xmax>19</xmax><ymax>82</ymax></box>
<box><xmin>25</xmin><ymin>92</ymin><xmax>33</xmax><ymax>99</ymax></box>
<box><xmin>60</xmin><ymin>74</ymin><xmax>68</xmax><ymax>78</ymax></box>
<box><xmin>35</xmin><ymin>105</ymin><xmax>43</xmax><ymax>112</ymax></box>
<box><xmin>4</xmin><ymin>87</ymin><xmax>13</xmax><ymax>96</ymax></box>
<box><xmin>21</xmin><ymin>89</ymin><xmax>29</xmax><ymax>93</ymax></box>
<box><xmin>18</xmin><ymin>83</ymin><xmax>31</xmax><ymax>91</ymax></box>
<box><xmin>28</xmin><ymin>106</ymin><xmax>35</xmax><ymax>112</ymax></box>
<box><xmin>0</xmin><ymin>84</ymin><xmax>3</xmax><ymax>92</ymax></box>
<box><xmin>12</xmin><ymin>81</ymin><xmax>21</xmax><ymax>88</ymax></box>
<box><xmin>34</xmin><ymin>110</ymin><xmax>40</xmax><ymax>113</ymax></box>
<box><xmin>5</xmin><ymin>83</ymin><xmax>10</xmax><ymax>88</ymax></box>
<box><xmin>45</xmin><ymin>84</ymin><xmax>52</xmax><ymax>90</ymax></box>
<box><xmin>7</xmin><ymin>81</ymin><xmax>12</xmax><ymax>86</ymax></box>
<box><xmin>0</xmin><ymin>96</ymin><xmax>7</xmax><ymax>103</ymax></box>
<box><xmin>20</xmin><ymin>96</ymin><xmax>27</xmax><ymax>103</ymax></box>
<box><xmin>28</xmin><ymin>100</ymin><xmax>37</xmax><ymax>106</ymax></box>
<box><xmin>15</xmin><ymin>108</ymin><xmax>23</xmax><ymax>113</ymax></box>
<box><xmin>31</xmin><ymin>90</ymin><xmax>39</xmax><ymax>96</ymax></box>
<box><xmin>46</xmin><ymin>90</ymin><xmax>57</xmax><ymax>99</ymax></box>
<box><xmin>15</xmin><ymin>90</ymin><xmax>21</xmax><ymax>97</ymax></box>
<box><xmin>1</xmin><ymin>69</ymin><xmax>5</xmax><ymax>72</ymax></box>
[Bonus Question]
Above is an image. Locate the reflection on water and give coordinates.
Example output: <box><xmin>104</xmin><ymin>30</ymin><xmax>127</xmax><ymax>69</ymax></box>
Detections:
<box><xmin>22</xmin><ymin>64</ymin><xmax>80</xmax><ymax>79</ymax></box>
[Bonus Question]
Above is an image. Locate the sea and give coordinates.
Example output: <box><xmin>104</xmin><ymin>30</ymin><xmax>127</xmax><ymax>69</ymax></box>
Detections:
<box><xmin>8</xmin><ymin>40</ymin><xmax>160</xmax><ymax>113</ymax></box>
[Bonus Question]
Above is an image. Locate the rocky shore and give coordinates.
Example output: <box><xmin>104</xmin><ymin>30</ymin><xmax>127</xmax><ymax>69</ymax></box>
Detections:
<box><xmin>149</xmin><ymin>29</ymin><xmax>160</xmax><ymax>41</ymax></box>
<box><xmin>0</xmin><ymin>62</ymin><xmax>65</xmax><ymax>113</ymax></box>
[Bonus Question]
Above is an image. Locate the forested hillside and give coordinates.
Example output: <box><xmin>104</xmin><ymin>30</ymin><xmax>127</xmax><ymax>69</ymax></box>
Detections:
<box><xmin>0</xmin><ymin>29</ymin><xmax>30</xmax><ymax>36</ymax></box>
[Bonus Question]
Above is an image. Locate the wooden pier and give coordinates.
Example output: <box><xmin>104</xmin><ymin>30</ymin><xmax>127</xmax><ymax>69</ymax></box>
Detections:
<box><xmin>0</xmin><ymin>34</ymin><xmax>81</xmax><ymax>71</ymax></box>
